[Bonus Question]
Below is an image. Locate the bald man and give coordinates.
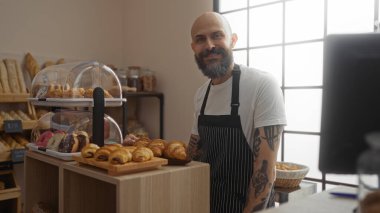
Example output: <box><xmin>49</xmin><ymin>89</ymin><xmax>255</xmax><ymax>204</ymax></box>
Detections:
<box><xmin>187</xmin><ymin>12</ymin><xmax>287</xmax><ymax>213</ymax></box>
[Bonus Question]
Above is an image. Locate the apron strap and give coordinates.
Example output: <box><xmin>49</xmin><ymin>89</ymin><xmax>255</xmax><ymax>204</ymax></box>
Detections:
<box><xmin>200</xmin><ymin>64</ymin><xmax>241</xmax><ymax>116</ymax></box>
<box><xmin>200</xmin><ymin>81</ymin><xmax>212</xmax><ymax>115</ymax></box>
<box><xmin>231</xmin><ymin>64</ymin><xmax>241</xmax><ymax>116</ymax></box>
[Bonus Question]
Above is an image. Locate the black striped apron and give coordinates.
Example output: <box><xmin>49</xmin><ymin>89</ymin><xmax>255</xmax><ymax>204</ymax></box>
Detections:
<box><xmin>197</xmin><ymin>65</ymin><xmax>253</xmax><ymax>213</ymax></box>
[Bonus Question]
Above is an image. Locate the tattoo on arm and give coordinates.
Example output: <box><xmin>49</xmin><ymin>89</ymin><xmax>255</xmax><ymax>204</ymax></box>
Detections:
<box><xmin>253</xmin><ymin>160</ymin><xmax>269</xmax><ymax>197</ymax></box>
<box><xmin>261</xmin><ymin>126</ymin><xmax>282</xmax><ymax>151</ymax></box>
<box><xmin>187</xmin><ymin>134</ymin><xmax>200</xmax><ymax>159</ymax></box>
<box><xmin>252</xmin><ymin>129</ymin><xmax>261</xmax><ymax>161</ymax></box>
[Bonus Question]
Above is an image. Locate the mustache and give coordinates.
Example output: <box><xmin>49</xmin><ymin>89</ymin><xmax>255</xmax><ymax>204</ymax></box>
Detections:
<box><xmin>198</xmin><ymin>47</ymin><xmax>226</xmax><ymax>58</ymax></box>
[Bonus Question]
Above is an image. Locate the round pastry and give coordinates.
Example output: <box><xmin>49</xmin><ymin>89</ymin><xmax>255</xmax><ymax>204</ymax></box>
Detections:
<box><xmin>35</xmin><ymin>130</ymin><xmax>54</xmax><ymax>148</ymax></box>
<box><xmin>81</xmin><ymin>143</ymin><xmax>100</xmax><ymax>158</ymax></box>
<box><xmin>132</xmin><ymin>147</ymin><xmax>154</xmax><ymax>162</ymax></box>
<box><xmin>75</xmin><ymin>131</ymin><xmax>90</xmax><ymax>152</ymax></box>
<box><xmin>58</xmin><ymin>133</ymin><xmax>79</xmax><ymax>153</ymax></box>
<box><xmin>109</xmin><ymin>149</ymin><xmax>132</xmax><ymax>165</ymax></box>
<box><xmin>46</xmin><ymin>132</ymin><xmax>66</xmax><ymax>151</ymax></box>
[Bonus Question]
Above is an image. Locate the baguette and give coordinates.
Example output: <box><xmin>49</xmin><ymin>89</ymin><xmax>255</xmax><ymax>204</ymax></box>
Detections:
<box><xmin>14</xmin><ymin>59</ymin><xmax>27</xmax><ymax>93</ymax></box>
<box><xmin>4</xmin><ymin>59</ymin><xmax>21</xmax><ymax>93</ymax></box>
<box><xmin>0</xmin><ymin>61</ymin><xmax>11</xmax><ymax>93</ymax></box>
<box><xmin>9</xmin><ymin>110</ymin><xmax>22</xmax><ymax>120</ymax></box>
<box><xmin>16</xmin><ymin>110</ymin><xmax>31</xmax><ymax>121</ymax></box>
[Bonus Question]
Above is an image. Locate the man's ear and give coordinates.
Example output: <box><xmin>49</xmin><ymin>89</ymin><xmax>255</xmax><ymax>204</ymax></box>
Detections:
<box><xmin>191</xmin><ymin>42</ymin><xmax>196</xmax><ymax>52</ymax></box>
<box><xmin>231</xmin><ymin>33</ymin><xmax>238</xmax><ymax>48</ymax></box>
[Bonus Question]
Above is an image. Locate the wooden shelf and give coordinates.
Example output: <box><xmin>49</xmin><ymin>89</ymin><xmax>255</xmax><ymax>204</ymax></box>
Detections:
<box><xmin>0</xmin><ymin>94</ymin><xmax>29</xmax><ymax>102</ymax></box>
<box><xmin>0</xmin><ymin>120</ymin><xmax>37</xmax><ymax>131</ymax></box>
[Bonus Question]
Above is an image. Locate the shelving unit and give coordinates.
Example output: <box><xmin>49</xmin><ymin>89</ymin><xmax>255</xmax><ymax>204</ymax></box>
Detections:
<box><xmin>122</xmin><ymin>91</ymin><xmax>164</xmax><ymax>138</ymax></box>
<box><xmin>25</xmin><ymin>150</ymin><xmax>210</xmax><ymax>213</ymax></box>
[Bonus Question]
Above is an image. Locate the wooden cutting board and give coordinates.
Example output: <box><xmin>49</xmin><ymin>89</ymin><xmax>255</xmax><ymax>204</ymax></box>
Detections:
<box><xmin>73</xmin><ymin>155</ymin><xmax>168</xmax><ymax>176</ymax></box>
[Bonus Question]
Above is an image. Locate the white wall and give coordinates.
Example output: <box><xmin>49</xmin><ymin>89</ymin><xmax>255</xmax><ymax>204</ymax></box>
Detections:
<box><xmin>123</xmin><ymin>0</ymin><xmax>212</xmax><ymax>141</ymax></box>
<box><xmin>0</xmin><ymin>0</ymin><xmax>213</xmax><ymax>142</ymax></box>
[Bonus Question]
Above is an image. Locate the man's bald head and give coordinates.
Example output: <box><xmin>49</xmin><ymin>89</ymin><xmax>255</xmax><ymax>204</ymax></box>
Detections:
<box><xmin>191</xmin><ymin>12</ymin><xmax>232</xmax><ymax>40</ymax></box>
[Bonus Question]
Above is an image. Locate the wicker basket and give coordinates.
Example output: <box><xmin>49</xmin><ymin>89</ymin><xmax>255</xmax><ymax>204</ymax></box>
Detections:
<box><xmin>275</xmin><ymin>162</ymin><xmax>309</xmax><ymax>188</ymax></box>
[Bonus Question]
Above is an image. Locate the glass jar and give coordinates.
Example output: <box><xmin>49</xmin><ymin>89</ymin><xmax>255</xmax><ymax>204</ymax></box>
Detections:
<box><xmin>357</xmin><ymin>131</ymin><xmax>380</xmax><ymax>213</ymax></box>
<box><xmin>141</xmin><ymin>69</ymin><xmax>156</xmax><ymax>92</ymax></box>
<box><xmin>127</xmin><ymin>66</ymin><xmax>142</xmax><ymax>92</ymax></box>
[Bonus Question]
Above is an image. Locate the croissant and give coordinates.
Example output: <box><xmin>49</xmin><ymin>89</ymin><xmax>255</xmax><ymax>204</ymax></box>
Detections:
<box><xmin>132</xmin><ymin>147</ymin><xmax>154</xmax><ymax>162</ymax></box>
<box><xmin>109</xmin><ymin>149</ymin><xmax>132</xmax><ymax>165</ymax></box>
<box><xmin>94</xmin><ymin>147</ymin><xmax>113</xmax><ymax>161</ymax></box>
<box><xmin>105</xmin><ymin>143</ymin><xmax>123</xmax><ymax>151</ymax></box>
<box><xmin>148</xmin><ymin>139</ymin><xmax>166</xmax><ymax>157</ymax></box>
<box><xmin>122</xmin><ymin>146</ymin><xmax>137</xmax><ymax>153</ymax></box>
<box><xmin>165</xmin><ymin>141</ymin><xmax>187</xmax><ymax>160</ymax></box>
<box><xmin>81</xmin><ymin>143</ymin><xmax>100</xmax><ymax>158</ymax></box>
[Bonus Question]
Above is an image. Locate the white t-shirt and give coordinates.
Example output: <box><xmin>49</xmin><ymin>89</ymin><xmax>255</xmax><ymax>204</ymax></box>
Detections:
<box><xmin>191</xmin><ymin>64</ymin><xmax>287</xmax><ymax>149</ymax></box>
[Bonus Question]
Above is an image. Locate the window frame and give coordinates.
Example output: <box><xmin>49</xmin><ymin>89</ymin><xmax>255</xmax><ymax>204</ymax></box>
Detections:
<box><xmin>214</xmin><ymin>0</ymin><xmax>380</xmax><ymax>191</ymax></box>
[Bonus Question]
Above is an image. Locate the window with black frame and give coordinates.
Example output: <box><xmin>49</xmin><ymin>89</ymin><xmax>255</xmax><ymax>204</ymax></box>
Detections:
<box><xmin>214</xmin><ymin>0</ymin><xmax>380</xmax><ymax>191</ymax></box>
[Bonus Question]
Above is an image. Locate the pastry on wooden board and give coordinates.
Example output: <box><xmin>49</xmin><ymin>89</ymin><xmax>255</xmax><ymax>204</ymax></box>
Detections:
<box><xmin>81</xmin><ymin>143</ymin><xmax>100</xmax><ymax>158</ymax></box>
<box><xmin>132</xmin><ymin>147</ymin><xmax>154</xmax><ymax>162</ymax></box>
<box><xmin>109</xmin><ymin>149</ymin><xmax>132</xmax><ymax>165</ymax></box>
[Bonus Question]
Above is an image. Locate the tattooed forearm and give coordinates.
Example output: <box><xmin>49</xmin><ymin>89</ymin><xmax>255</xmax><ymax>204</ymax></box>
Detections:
<box><xmin>251</xmin><ymin>196</ymin><xmax>269</xmax><ymax>212</ymax></box>
<box><xmin>253</xmin><ymin>160</ymin><xmax>269</xmax><ymax>197</ymax></box>
<box><xmin>187</xmin><ymin>134</ymin><xmax>200</xmax><ymax>159</ymax></box>
<box><xmin>261</xmin><ymin>126</ymin><xmax>283</xmax><ymax>151</ymax></box>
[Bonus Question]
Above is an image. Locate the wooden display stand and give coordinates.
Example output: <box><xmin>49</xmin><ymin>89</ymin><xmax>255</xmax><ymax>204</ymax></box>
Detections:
<box><xmin>0</xmin><ymin>170</ymin><xmax>21</xmax><ymax>213</ymax></box>
<box><xmin>25</xmin><ymin>151</ymin><xmax>210</xmax><ymax>213</ymax></box>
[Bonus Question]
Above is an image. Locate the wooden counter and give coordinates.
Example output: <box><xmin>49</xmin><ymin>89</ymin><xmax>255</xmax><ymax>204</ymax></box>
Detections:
<box><xmin>24</xmin><ymin>151</ymin><xmax>210</xmax><ymax>213</ymax></box>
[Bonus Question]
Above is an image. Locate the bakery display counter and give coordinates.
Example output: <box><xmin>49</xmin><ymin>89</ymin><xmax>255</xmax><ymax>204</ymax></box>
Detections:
<box><xmin>25</xmin><ymin>150</ymin><xmax>210</xmax><ymax>213</ymax></box>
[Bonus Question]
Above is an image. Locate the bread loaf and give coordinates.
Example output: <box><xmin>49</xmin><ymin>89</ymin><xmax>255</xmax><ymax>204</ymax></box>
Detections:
<box><xmin>0</xmin><ymin>61</ymin><xmax>11</xmax><ymax>93</ymax></box>
<box><xmin>14</xmin><ymin>59</ymin><xmax>27</xmax><ymax>93</ymax></box>
<box><xmin>25</xmin><ymin>52</ymin><xmax>40</xmax><ymax>79</ymax></box>
<box><xmin>4</xmin><ymin>59</ymin><xmax>21</xmax><ymax>93</ymax></box>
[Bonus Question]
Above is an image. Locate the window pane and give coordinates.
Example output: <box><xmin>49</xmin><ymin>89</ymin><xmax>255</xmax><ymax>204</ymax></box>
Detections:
<box><xmin>283</xmin><ymin>133</ymin><xmax>321</xmax><ymax>179</ymax></box>
<box><xmin>219</xmin><ymin>0</ymin><xmax>247</xmax><ymax>12</ymax></box>
<box><xmin>249</xmin><ymin>0</ymin><xmax>279</xmax><ymax>6</ymax></box>
<box><xmin>249</xmin><ymin>46</ymin><xmax>282</xmax><ymax>86</ymax></box>
<box><xmin>326</xmin><ymin>174</ymin><xmax>358</xmax><ymax>186</ymax></box>
<box><xmin>285</xmin><ymin>0</ymin><xmax>324</xmax><ymax>42</ymax></box>
<box><xmin>284</xmin><ymin>89</ymin><xmax>322</xmax><ymax>132</ymax></box>
<box><xmin>224</xmin><ymin>11</ymin><xmax>248</xmax><ymax>49</ymax></box>
<box><xmin>284</xmin><ymin>42</ymin><xmax>323</xmax><ymax>86</ymax></box>
<box><xmin>327</xmin><ymin>0</ymin><xmax>374</xmax><ymax>34</ymax></box>
<box><xmin>233</xmin><ymin>50</ymin><xmax>248</xmax><ymax>66</ymax></box>
<box><xmin>249</xmin><ymin>4</ymin><xmax>283</xmax><ymax>47</ymax></box>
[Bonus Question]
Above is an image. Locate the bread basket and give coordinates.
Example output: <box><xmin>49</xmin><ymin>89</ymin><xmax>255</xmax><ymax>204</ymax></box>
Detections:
<box><xmin>275</xmin><ymin>161</ymin><xmax>309</xmax><ymax>188</ymax></box>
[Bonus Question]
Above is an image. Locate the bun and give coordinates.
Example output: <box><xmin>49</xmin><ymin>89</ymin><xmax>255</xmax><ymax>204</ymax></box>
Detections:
<box><xmin>164</xmin><ymin>141</ymin><xmax>187</xmax><ymax>160</ymax></box>
<box><xmin>109</xmin><ymin>149</ymin><xmax>132</xmax><ymax>165</ymax></box>
<box><xmin>58</xmin><ymin>133</ymin><xmax>79</xmax><ymax>153</ymax></box>
<box><xmin>132</xmin><ymin>147</ymin><xmax>154</xmax><ymax>162</ymax></box>
<box><xmin>81</xmin><ymin>143</ymin><xmax>100</xmax><ymax>158</ymax></box>
<box><xmin>76</xmin><ymin>131</ymin><xmax>90</xmax><ymax>152</ymax></box>
<box><xmin>121</xmin><ymin>146</ymin><xmax>137</xmax><ymax>153</ymax></box>
<box><xmin>46</xmin><ymin>132</ymin><xmax>65</xmax><ymax>151</ymax></box>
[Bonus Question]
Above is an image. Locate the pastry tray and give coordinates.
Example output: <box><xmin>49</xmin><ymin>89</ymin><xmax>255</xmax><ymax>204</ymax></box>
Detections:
<box><xmin>27</xmin><ymin>143</ymin><xmax>80</xmax><ymax>161</ymax></box>
<box><xmin>28</xmin><ymin>98</ymin><xmax>126</xmax><ymax>107</ymax></box>
<box><xmin>73</xmin><ymin>155</ymin><xmax>168</xmax><ymax>176</ymax></box>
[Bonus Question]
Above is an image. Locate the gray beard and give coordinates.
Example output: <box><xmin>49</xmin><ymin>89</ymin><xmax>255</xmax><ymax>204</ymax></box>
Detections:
<box><xmin>194</xmin><ymin>48</ymin><xmax>233</xmax><ymax>79</ymax></box>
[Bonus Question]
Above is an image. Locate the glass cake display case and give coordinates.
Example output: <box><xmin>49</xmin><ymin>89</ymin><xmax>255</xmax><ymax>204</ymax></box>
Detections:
<box><xmin>27</xmin><ymin>110</ymin><xmax>123</xmax><ymax>160</ymax></box>
<box><xmin>27</xmin><ymin>61</ymin><xmax>126</xmax><ymax>160</ymax></box>
<box><xmin>28</xmin><ymin>61</ymin><xmax>126</xmax><ymax>107</ymax></box>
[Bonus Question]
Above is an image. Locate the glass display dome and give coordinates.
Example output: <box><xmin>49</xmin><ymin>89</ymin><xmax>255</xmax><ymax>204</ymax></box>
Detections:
<box><xmin>29</xmin><ymin>61</ymin><xmax>125</xmax><ymax>107</ymax></box>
